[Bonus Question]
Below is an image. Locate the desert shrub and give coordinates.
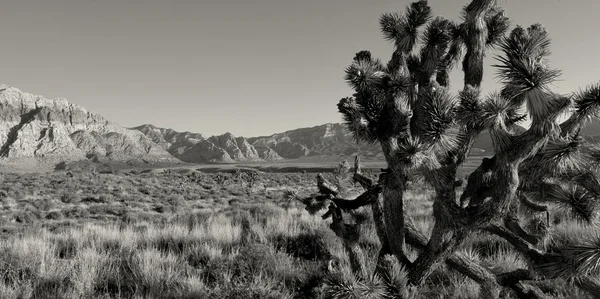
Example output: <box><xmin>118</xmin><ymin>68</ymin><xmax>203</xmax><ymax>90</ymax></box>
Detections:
<box><xmin>467</xmin><ymin>235</ymin><xmax>513</xmax><ymax>259</ymax></box>
<box><xmin>93</xmin><ymin>253</ymin><xmax>137</xmax><ymax>298</ymax></box>
<box><xmin>210</xmin><ymin>285</ymin><xmax>294</xmax><ymax>299</ymax></box>
<box><xmin>31</xmin><ymin>274</ymin><xmax>75</xmax><ymax>299</ymax></box>
<box><xmin>237</xmin><ymin>203</ymin><xmax>286</xmax><ymax>226</ymax></box>
<box><xmin>120</xmin><ymin>211</ymin><xmax>140</xmax><ymax>224</ymax></box>
<box><xmin>138</xmin><ymin>186</ymin><xmax>151</xmax><ymax>195</ymax></box>
<box><xmin>14</xmin><ymin>211</ymin><xmax>38</xmax><ymax>224</ymax></box>
<box><xmin>177</xmin><ymin>210</ymin><xmax>214</xmax><ymax>231</ymax></box>
<box><xmin>271</xmin><ymin>230</ymin><xmax>333</xmax><ymax>261</ymax></box>
<box><xmin>53</xmin><ymin>236</ymin><xmax>78</xmax><ymax>259</ymax></box>
<box><xmin>62</xmin><ymin>206</ymin><xmax>90</xmax><ymax>219</ymax></box>
<box><xmin>203</xmin><ymin>243</ymin><xmax>296</xmax><ymax>287</ymax></box>
<box><xmin>45</xmin><ymin>210</ymin><xmax>64</xmax><ymax>220</ymax></box>
<box><xmin>98</xmin><ymin>193</ymin><xmax>115</xmax><ymax>203</ymax></box>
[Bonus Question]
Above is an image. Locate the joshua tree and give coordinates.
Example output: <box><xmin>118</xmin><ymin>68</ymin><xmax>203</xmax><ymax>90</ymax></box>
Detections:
<box><xmin>293</xmin><ymin>0</ymin><xmax>600</xmax><ymax>297</ymax></box>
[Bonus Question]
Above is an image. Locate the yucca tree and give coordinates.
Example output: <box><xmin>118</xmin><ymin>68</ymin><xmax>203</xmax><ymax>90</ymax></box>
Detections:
<box><xmin>292</xmin><ymin>0</ymin><xmax>600</xmax><ymax>297</ymax></box>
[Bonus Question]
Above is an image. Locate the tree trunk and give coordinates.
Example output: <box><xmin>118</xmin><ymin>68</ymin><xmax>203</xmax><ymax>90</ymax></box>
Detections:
<box><xmin>407</xmin><ymin>184</ymin><xmax>465</xmax><ymax>285</ymax></box>
<box><xmin>382</xmin><ymin>172</ymin><xmax>411</xmax><ymax>266</ymax></box>
<box><xmin>462</xmin><ymin>0</ymin><xmax>496</xmax><ymax>88</ymax></box>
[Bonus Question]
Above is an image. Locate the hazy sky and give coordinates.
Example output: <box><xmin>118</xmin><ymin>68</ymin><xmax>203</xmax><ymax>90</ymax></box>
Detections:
<box><xmin>1</xmin><ymin>0</ymin><xmax>598</xmax><ymax>136</ymax></box>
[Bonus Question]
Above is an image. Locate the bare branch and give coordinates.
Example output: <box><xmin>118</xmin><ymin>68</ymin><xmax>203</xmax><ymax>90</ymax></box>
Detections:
<box><xmin>317</xmin><ymin>173</ymin><xmax>339</xmax><ymax>196</ymax></box>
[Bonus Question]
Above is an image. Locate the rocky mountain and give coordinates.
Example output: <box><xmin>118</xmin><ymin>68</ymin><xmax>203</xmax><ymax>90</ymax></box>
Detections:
<box><xmin>248</xmin><ymin>123</ymin><xmax>493</xmax><ymax>160</ymax></box>
<box><xmin>135</xmin><ymin>118</ymin><xmax>600</xmax><ymax>164</ymax></box>
<box><xmin>248</xmin><ymin>123</ymin><xmax>384</xmax><ymax>160</ymax></box>
<box><xmin>134</xmin><ymin>123</ymin><xmax>496</xmax><ymax>164</ymax></box>
<box><xmin>133</xmin><ymin>125</ymin><xmax>283</xmax><ymax>163</ymax></box>
<box><xmin>0</xmin><ymin>84</ymin><xmax>179</xmax><ymax>171</ymax></box>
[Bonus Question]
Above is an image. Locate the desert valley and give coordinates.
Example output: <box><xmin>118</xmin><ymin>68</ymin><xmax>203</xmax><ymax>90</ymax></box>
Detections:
<box><xmin>3</xmin><ymin>0</ymin><xmax>600</xmax><ymax>298</ymax></box>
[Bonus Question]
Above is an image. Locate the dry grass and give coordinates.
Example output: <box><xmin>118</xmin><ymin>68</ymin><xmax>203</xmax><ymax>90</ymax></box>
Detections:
<box><xmin>0</xmin><ymin>169</ymin><xmax>590</xmax><ymax>298</ymax></box>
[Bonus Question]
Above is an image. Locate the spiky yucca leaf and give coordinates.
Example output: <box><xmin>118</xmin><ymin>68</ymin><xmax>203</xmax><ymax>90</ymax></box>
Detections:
<box><xmin>353</xmin><ymin>90</ymin><xmax>386</xmax><ymax>122</ymax></box>
<box><xmin>537</xmin><ymin>134</ymin><xmax>590</xmax><ymax>177</ymax></box>
<box><xmin>418</xmin><ymin>87</ymin><xmax>458</xmax><ymax>146</ymax></box>
<box><xmin>499</xmin><ymin>24</ymin><xmax>552</xmax><ymax>64</ymax></box>
<box><xmin>419</xmin><ymin>17</ymin><xmax>454</xmax><ymax>77</ymax></box>
<box><xmin>479</xmin><ymin>92</ymin><xmax>515</xmax><ymax>130</ymax></box>
<box><xmin>394</xmin><ymin>136</ymin><xmax>440</xmax><ymax>171</ymax></box>
<box><xmin>338</xmin><ymin>97</ymin><xmax>377</xmax><ymax>144</ymax></box>
<box><xmin>378</xmin><ymin>254</ymin><xmax>410</xmax><ymax>299</ymax></box>
<box><xmin>380</xmin><ymin>1</ymin><xmax>431</xmax><ymax>53</ymax></box>
<box><xmin>584</xmin><ymin>143</ymin><xmax>600</xmax><ymax>170</ymax></box>
<box><xmin>406</xmin><ymin>0</ymin><xmax>432</xmax><ymax>29</ymax></box>
<box><xmin>283</xmin><ymin>189</ymin><xmax>299</xmax><ymax>201</ymax></box>
<box><xmin>528</xmin><ymin>93</ymin><xmax>571</xmax><ymax>128</ymax></box>
<box><xmin>564</xmin><ymin>83</ymin><xmax>600</xmax><ymax>133</ymax></box>
<box><xmin>563</xmin><ymin>238</ymin><xmax>600</xmax><ymax>275</ymax></box>
<box><xmin>485</xmin><ymin>7</ymin><xmax>510</xmax><ymax>47</ymax></box>
<box><xmin>386</xmin><ymin>73</ymin><xmax>412</xmax><ymax>99</ymax></box>
<box><xmin>380</xmin><ymin>12</ymin><xmax>405</xmax><ymax>42</ymax></box>
<box><xmin>455</xmin><ymin>85</ymin><xmax>484</xmax><ymax>129</ymax></box>
<box><xmin>431</xmin><ymin>129</ymin><xmax>462</xmax><ymax>159</ymax></box>
<box><xmin>373</xmin><ymin>95</ymin><xmax>412</xmax><ymax>141</ymax></box>
<box><xmin>538</xmin><ymin>234</ymin><xmax>600</xmax><ymax>278</ymax></box>
<box><xmin>489</xmin><ymin>126</ymin><xmax>513</xmax><ymax>154</ymax></box>
<box><xmin>544</xmin><ymin>183</ymin><xmax>597</xmax><ymax>223</ymax></box>
<box><xmin>323</xmin><ymin>273</ymin><xmax>389</xmax><ymax>299</ymax></box>
<box><xmin>345</xmin><ymin>59</ymin><xmax>387</xmax><ymax>92</ymax></box>
<box><xmin>505</xmin><ymin>109</ymin><xmax>528</xmax><ymax>127</ymax></box>
<box><xmin>379</xmin><ymin>13</ymin><xmax>415</xmax><ymax>54</ymax></box>
<box><xmin>353</xmin><ymin>50</ymin><xmax>373</xmax><ymax>63</ymax></box>
<box><xmin>494</xmin><ymin>25</ymin><xmax>562</xmax><ymax>122</ymax></box>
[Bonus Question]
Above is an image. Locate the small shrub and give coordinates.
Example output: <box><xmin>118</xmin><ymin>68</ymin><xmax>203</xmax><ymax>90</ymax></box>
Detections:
<box><xmin>62</xmin><ymin>207</ymin><xmax>90</xmax><ymax>219</ymax></box>
<box><xmin>60</xmin><ymin>193</ymin><xmax>81</xmax><ymax>204</ymax></box>
<box><xmin>46</xmin><ymin>210</ymin><xmax>64</xmax><ymax>220</ymax></box>
<box><xmin>272</xmin><ymin>231</ymin><xmax>333</xmax><ymax>261</ymax></box>
<box><xmin>14</xmin><ymin>211</ymin><xmax>38</xmax><ymax>224</ymax></box>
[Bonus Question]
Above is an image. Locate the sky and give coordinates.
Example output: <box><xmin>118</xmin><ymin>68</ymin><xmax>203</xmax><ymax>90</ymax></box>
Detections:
<box><xmin>1</xmin><ymin>0</ymin><xmax>598</xmax><ymax>137</ymax></box>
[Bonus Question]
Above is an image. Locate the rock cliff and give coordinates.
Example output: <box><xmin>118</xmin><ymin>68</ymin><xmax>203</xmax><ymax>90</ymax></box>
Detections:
<box><xmin>133</xmin><ymin>125</ymin><xmax>281</xmax><ymax>163</ymax></box>
<box><xmin>0</xmin><ymin>85</ymin><xmax>178</xmax><ymax>170</ymax></box>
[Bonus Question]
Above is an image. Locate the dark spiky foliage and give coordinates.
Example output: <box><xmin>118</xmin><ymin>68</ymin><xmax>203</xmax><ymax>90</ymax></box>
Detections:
<box><xmin>301</xmin><ymin>0</ymin><xmax>600</xmax><ymax>297</ymax></box>
<box><xmin>494</xmin><ymin>24</ymin><xmax>562</xmax><ymax>123</ymax></box>
<box><xmin>405</xmin><ymin>54</ymin><xmax>422</xmax><ymax>84</ymax></box>
<box><xmin>574</xmin><ymin>84</ymin><xmax>600</xmax><ymax>119</ymax></box>
<box><xmin>419</xmin><ymin>17</ymin><xmax>454</xmax><ymax>78</ymax></box>
<box><xmin>485</xmin><ymin>7</ymin><xmax>510</xmax><ymax>47</ymax></box>
<box><xmin>543</xmin><ymin>184</ymin><xmax>597</xmax><ymax>223</ymax></box>
<box><xmin>479</xmin><ymin>92</ymin><xmax>514</xmax><ymax>130</ymax></box>
<box><xmin>338</xmin><ymin>97</ymin><xmax>377</xmax><ymax>144</ymax></box>
<box><xmin>323</xmin><ymin>273</ymin><xmax>389</xmax><ymax>299</ymax></box>
<box><xmin>380</xmin><ymin>0</ymin><xmax>432</xmax><ymax>53</ymax></box>
<box><xmin>354</xmin><ymin>50</ymin><xmax>374</xmax><ymax>63</ymax></box>
<box><xmin>416</xmin><ymin>87</ymin><xmax>458</xmax><ymax>146</ymax></box>
<box><xmin>406</xmin><ymin>0</ymin><xmax>432</xmax><ymax>29</ymax></box>
<box><xmin>538</xmin><ymin>135</ymin><xmax>589</xmax><ymax>177</ymax></box>
<box><xmin>538</xmin><ymin>235</ymin><xmax>600</xmax><ymax>278</ymax></box>
<box><xmin>375</xmin><ymin>99</ymin><xmax>412</xmax><ymax>141</ymax></box>
<box><xmin>345</xmin><ymin>59</ymin><xmax>387</xmax><ymax>92</ymax></box>
<box><xmin>455</xmin><ymin>85</ymin><xmax>484</xmax><ymax>130</ymax></box>
<box><xmin>563</xmin><ymin>83</ymin><xmax>600</xmax><ymax>133</ymax></box>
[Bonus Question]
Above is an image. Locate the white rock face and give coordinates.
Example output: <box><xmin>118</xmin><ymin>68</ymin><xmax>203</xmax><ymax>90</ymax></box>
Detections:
<box><xmin>0</xmin><ymin>84</ymin><xmax>179</xmax><ymax>165</ymax></box>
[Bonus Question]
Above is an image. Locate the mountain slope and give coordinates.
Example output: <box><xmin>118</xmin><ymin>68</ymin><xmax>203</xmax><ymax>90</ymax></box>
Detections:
<box><xmin>0</xmin><ymin>84</ymin><xmax>179</xmax><ymax>170</ymax></box>
<box><xmin>133</xmin><ymin>125</ymin><xmax>283</xmax><ymax>163</ymax></box>
<box><xmin>248</xmin><ymin>123</ymin><xmax>384</xmax><ymax>160</ymax></box>
<box><xmin>134</xmin><ymin>123</ymin><xmax>493</xmax><ymax>164</ymax></box>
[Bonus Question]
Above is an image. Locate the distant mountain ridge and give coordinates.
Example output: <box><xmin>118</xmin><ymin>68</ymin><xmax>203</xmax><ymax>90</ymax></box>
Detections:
<box><xmin>0</xmin><ymin>85</ymin><xmax>178</xmax><ymax>171</ymax></box>
<box><xmin>133</xmin><ymin>125</ymin><xmax>283</xmax><ymax>163</ymax></box>
<box><xmin>134</xmin><ymin>123</ymin><xmax>498</xmax><ymax>164</ymax></box>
